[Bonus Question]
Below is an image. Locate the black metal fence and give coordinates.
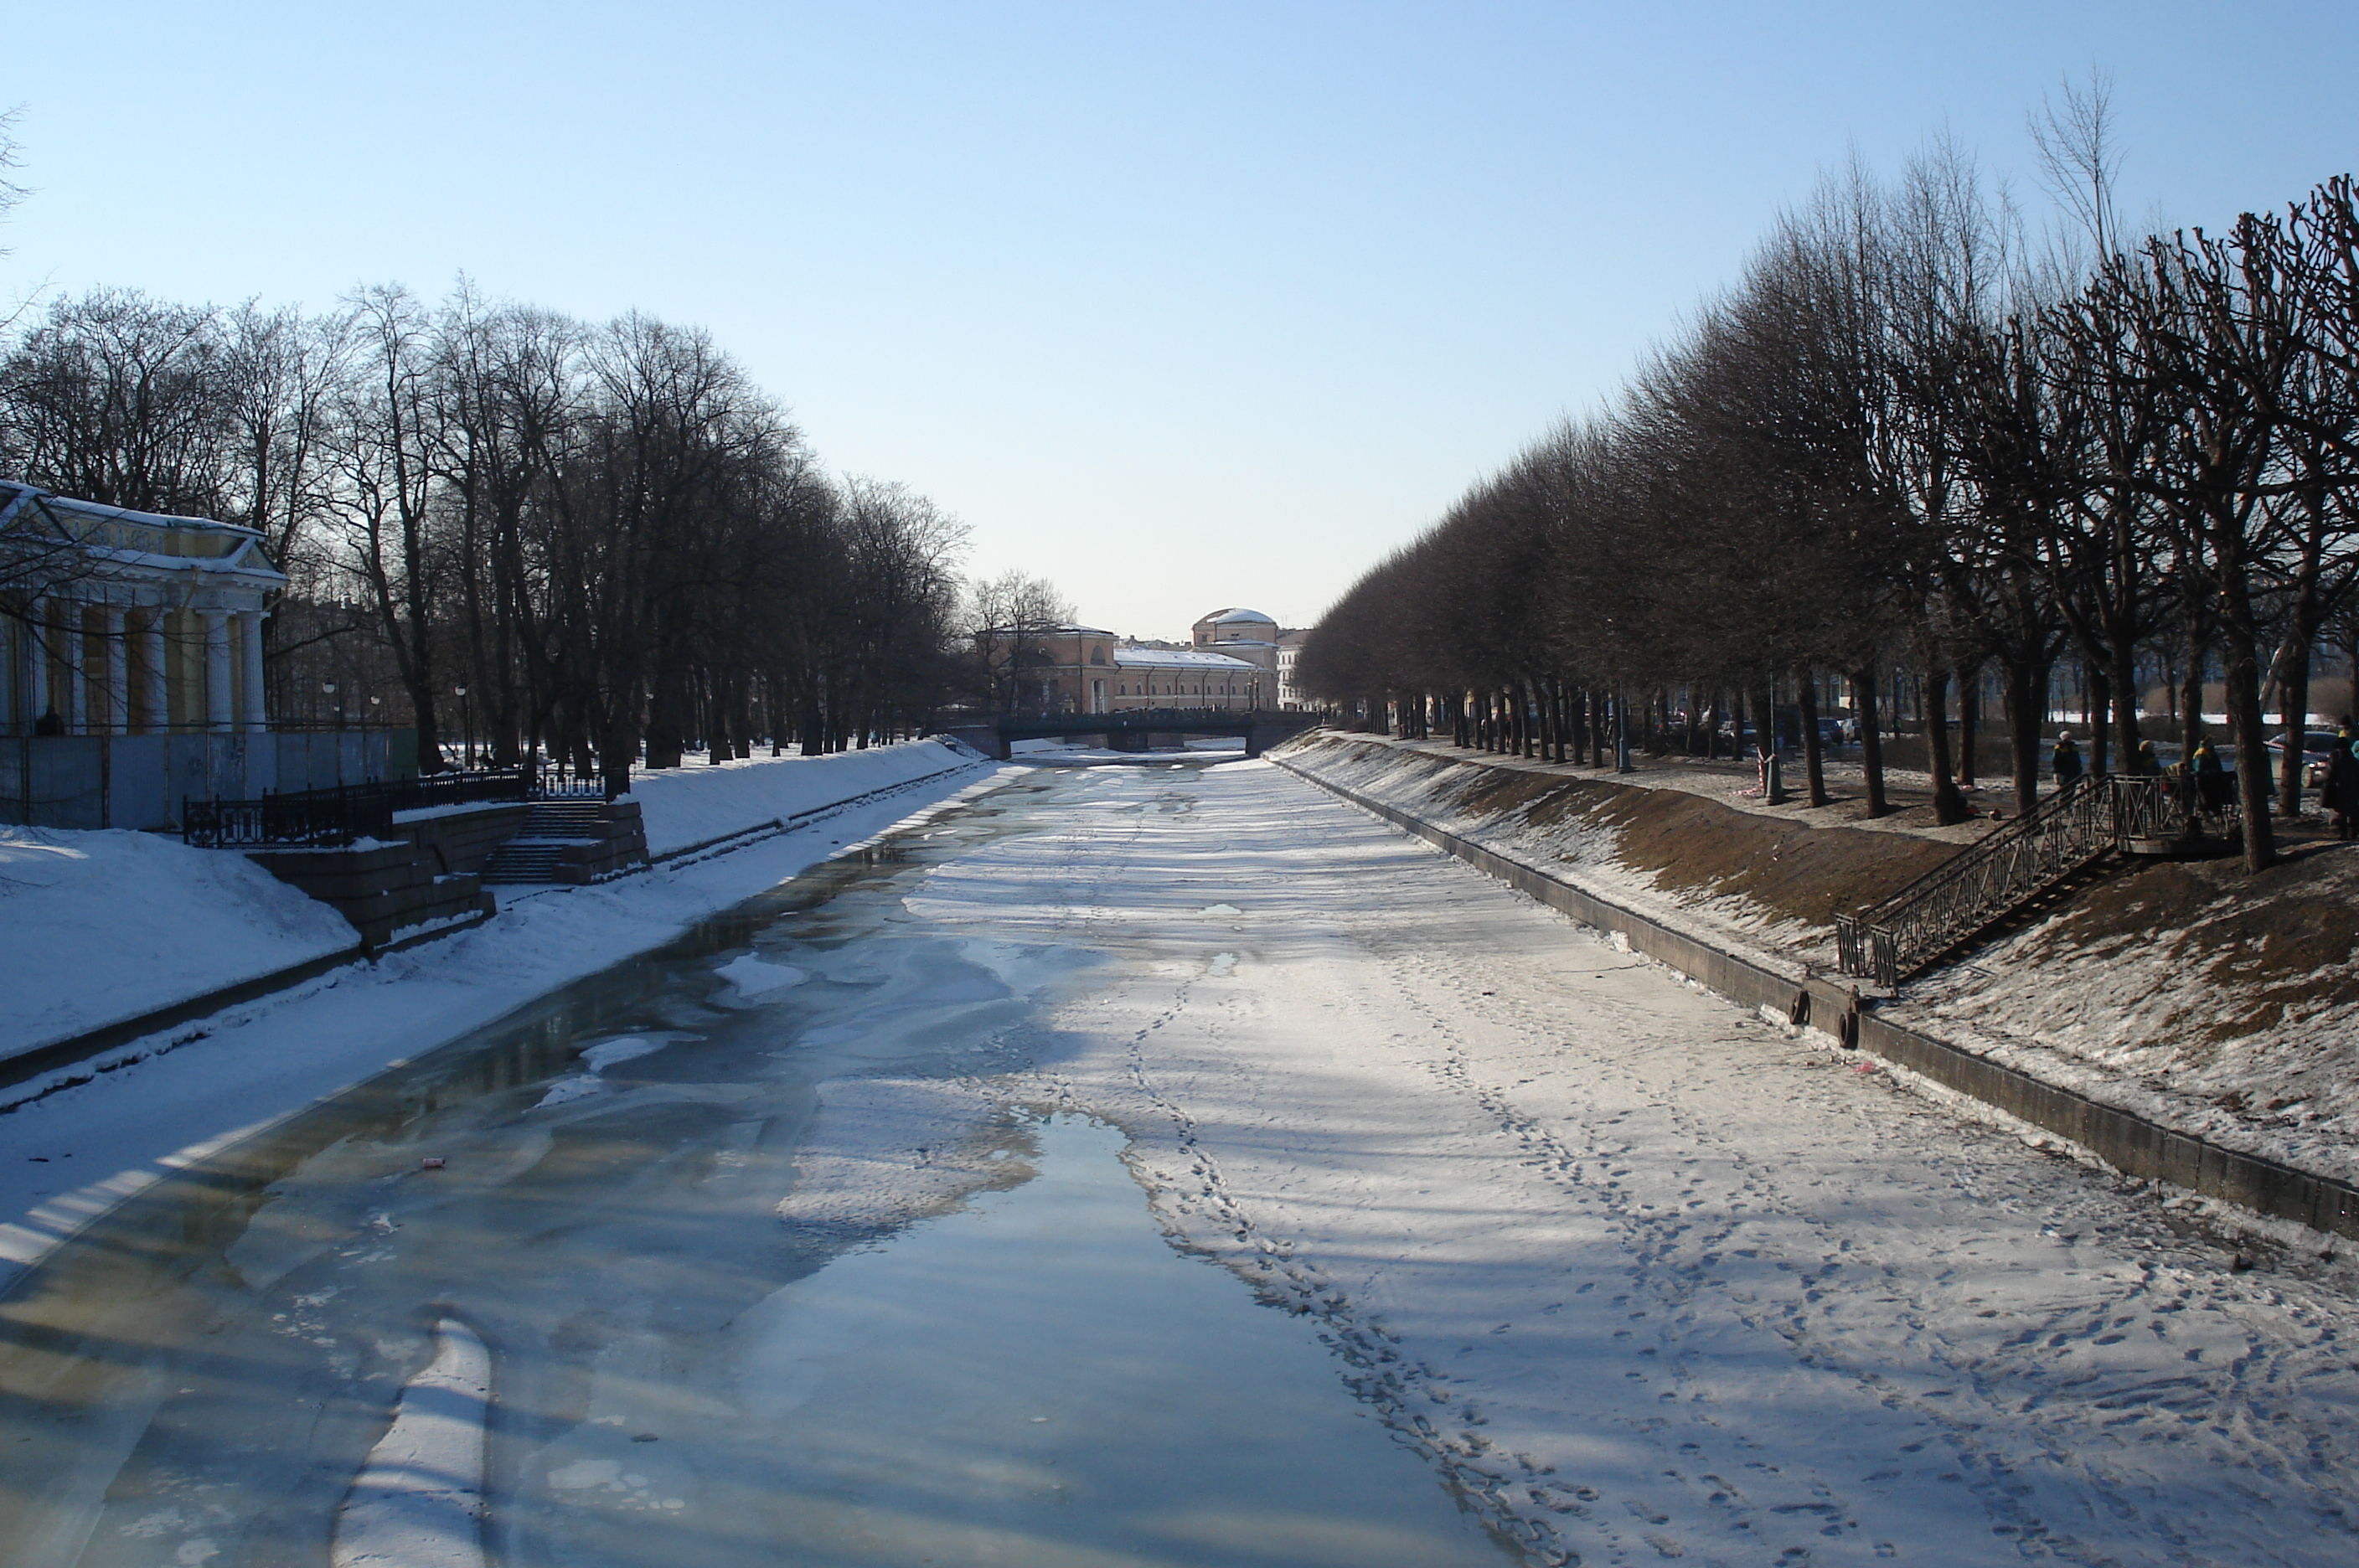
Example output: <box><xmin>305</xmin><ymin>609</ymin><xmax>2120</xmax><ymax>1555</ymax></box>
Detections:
<box><xmin>1835</xmin><ymin>775</ymin><xmax>2226</xmax><ymax>988</ymax></box>
<box><xmin>183</xmin><ymin>766</ymin><xmax>540</xmax><ymax>848</ymax></box>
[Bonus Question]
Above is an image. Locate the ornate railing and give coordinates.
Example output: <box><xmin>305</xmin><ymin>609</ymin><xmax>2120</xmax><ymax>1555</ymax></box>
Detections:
<box><xmin>1835</xmin><ymin>774</ymin><xmax>2217</xmax><ymax>988</ymax></box>
<box><xmin>183</xmin><ymin>787</ymin><xmax>397</xmax><ymax>849</ymax></box>
<box><xmin>183</xmin><ymin>766</ymin><xmax>539</xmax><ymax>848</ymax></box>
<box><xmin>529</xmin><ymin>757</ymin><xmax>610</xmax><ymax>798</ymax></box>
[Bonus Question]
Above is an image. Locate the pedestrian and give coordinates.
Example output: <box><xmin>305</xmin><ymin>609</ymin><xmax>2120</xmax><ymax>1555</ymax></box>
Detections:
<box><xmin>32</xmin><ymin>708</ymin><xmax>64</xmax><ymax>736</ymax></box>
<box><xmin>2052</xmin><ymin>730</ymin><xmax>2084</xmax><ymax>792</ymax></box>
<box><xmin>2191</xmin><ymin>733</ymin><xmax>2233</xmax><ymax>813</ymax></box>
<box><xmin>2327</xmin><ymin>718</ymin><xmax>2359</xmax><ymax>842</ymax></box>
<box><xmin>2132</xmin><ymin>735</ymin><xmax>2162</xmax><ymax>776</ymax></box>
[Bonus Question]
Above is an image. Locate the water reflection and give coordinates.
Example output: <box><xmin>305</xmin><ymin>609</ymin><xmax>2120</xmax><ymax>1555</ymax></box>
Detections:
<box><xmin>689</xmin><ymin>1114</ymin><xmax>1513</xmax><ymax>1568</ymax></box>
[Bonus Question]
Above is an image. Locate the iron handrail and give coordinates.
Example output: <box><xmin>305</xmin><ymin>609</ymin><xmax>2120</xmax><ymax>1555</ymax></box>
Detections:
<box><xmin>1835</xmin><ymin>775</ymin><xmax>2191</xmax><ymax>988</ymax></box>
<box><xmin>183</xmin><ymin>766</ymin><xmax>541</xmax><ymax>848</ymax></box>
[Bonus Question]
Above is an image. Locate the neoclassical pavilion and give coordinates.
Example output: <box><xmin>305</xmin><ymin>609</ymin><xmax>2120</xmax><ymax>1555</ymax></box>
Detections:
<box><xmin>1</xmin><ymin>482</ymin><xmax>286</xmax><ymax>737</ymax></box>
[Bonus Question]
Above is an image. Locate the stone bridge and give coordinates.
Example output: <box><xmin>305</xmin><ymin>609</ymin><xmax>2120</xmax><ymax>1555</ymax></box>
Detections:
<box><xmin>943</xmin><ymin>709</ymin><xmax>1323</xmax><ymax>761</ymax></box>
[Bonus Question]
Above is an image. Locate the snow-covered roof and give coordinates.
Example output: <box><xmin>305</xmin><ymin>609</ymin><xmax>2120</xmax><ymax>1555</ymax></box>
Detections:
<box><xmin>1116</xmin><ymin>647</ymin><xmax>1262</xmax><ymax>671</ymax></box>
<box><xmin>1197</xmin><ymin>607</ymin><xmax>1277</xmax><ymax>627</ymax></box>
<box><xmin>1</xmin><ymin>480</ymin><xmax>288</xmax><ymax>588</ymax></box>
<box><xmin>978</xmin><ymin>623</ymin><xmax>1115</xmax><ymax>639</ymax></box>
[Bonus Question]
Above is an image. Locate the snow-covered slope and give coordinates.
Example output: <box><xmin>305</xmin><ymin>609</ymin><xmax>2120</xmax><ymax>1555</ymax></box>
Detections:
<box><xmin>627</xmin><ymin>738</ymin><xmax>982</xmax><ymax>856</ymax></box>
<box><xmin>0</xmin><ymin>828</ymin><xmax>359</xmax><ymax>1062</ymax></box>
<box><xmin>1278</xmin><ymin>731</ymin><xmax>2359</xmax><ymax>1190</ymax></box>
<box><xmin>0</xmin><ymin>738</ymin><xmax>989</xmax><ymax>1065</ymax></box>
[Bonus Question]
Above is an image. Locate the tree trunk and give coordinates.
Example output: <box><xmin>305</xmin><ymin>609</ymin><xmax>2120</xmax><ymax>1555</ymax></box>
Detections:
<box><xmin>2278</xmin><ymin>638</ymin><xmax>2312</xmax><ymax>818</ymax></box>
<box><xmin>2223</xmin><ymin>633</ymin><xmax>2279</xmax><ymax>871</ymax></box>
<box><xmin>2003</xmin><ymin>659</ymin><xmax>2041</xmax><ymax>815</ymax></box>
<box><xmin>1795</xmin><ymin>668</ymin><xmax>1829</xmax><ymax>807</ymax></box>
<box><xmin>1924</xmin><ymin>669</ymin><xmax>1969</xmax><ymax>825</ymax></box>
<box><xmin>2109</xmin><ymin>645</ymin><xmax>2144</xmax><ymax>778</ymax></box>
<box><xmin>1855</xmin><ymin>668</ymin><xmax>1888</xmax><ymax>818</ymax></box>
<box><xmin>1958</xmin><ymin>668</ymin><xmax>1980</xmax><ymax>788</ymax></box>
<box><xmin>2181</xmin><ymin>639</ymin><xmax>2207</xmax><ymax>761</ymax></box>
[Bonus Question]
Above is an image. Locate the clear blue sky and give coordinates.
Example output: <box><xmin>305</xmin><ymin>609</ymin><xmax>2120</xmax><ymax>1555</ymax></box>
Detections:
<box><xmin>6</xmin><ymin>3</ymin><xmax>2356</xmax><ymax>638</ymax></box>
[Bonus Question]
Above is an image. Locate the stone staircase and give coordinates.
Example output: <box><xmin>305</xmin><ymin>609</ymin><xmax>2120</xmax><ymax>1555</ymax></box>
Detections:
<box><xmin>1835</xmin><ymin>774</ymin><xmax>2229</xmax><ymax>989</ymax></box>
<box><xmin>479</xmin><ymin>798</ymin><xmax>647</xmax><ymax>885</ymax></box>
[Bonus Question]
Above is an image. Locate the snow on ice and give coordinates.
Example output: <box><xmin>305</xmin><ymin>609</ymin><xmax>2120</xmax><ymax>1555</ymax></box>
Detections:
<box><xmin>4</xmin><ymin>746</ymin><xmax>2356</xmax><ymax>1566</ymax></box>
<box><xmin>0</xmin><ymin>742</ymin><xmax>1003</xmax><ymax>1292</ymax></box>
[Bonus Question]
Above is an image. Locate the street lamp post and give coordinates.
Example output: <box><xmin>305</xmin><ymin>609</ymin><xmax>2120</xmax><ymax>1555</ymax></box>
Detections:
<box><xmin>322</xmin><ymin>679</ymin><xmax>341</xmax><ymax>730</ymax></box>
<box><xmin>455</xmin><ymin>684</ymin><xmax>472</xmax><ymax>768</ymax></box>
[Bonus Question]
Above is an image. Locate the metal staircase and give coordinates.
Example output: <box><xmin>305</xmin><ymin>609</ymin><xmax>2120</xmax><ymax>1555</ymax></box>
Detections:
<box><xmin>1835</xmin><ymin>776</ymin><xmax>2226</xmax><ymax>988</ymax></box>
<box><xmin>478</xmin><ymin>800</ymin><xmax>612</xmax><ymax>885</ymax></box>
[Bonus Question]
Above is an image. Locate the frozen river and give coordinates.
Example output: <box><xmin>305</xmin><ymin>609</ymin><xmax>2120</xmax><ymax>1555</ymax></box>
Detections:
<box><xmin>3</xmin><ymin>758</ymin><xmax>2356</xmax><ymax>1567</ymax></box>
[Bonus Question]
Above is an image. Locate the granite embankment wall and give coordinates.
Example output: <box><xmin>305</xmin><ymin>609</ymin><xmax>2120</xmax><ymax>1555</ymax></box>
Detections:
<box><xmin>1273</xmin><ymin>737</ymin><xmax>2359</xmax><ymax>1242</ymax></box>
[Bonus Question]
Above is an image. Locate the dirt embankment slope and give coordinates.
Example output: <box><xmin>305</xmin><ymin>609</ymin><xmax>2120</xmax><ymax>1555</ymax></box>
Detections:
<box><xmin>1281</xmin><ymin>732</ymin><xmax>2359</xmax><ymax>1188</ymax></box>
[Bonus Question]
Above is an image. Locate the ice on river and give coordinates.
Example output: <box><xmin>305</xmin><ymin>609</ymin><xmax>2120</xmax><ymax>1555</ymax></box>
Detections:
<box><xmin>711</xmin><ymin>955</ymin><xmax>809</xmax><ymax>1002</ymax></box>
<box><xmin>3</xmin><ymin>756</ymin><xmax>2356</xmax><ymax>1568</ymax></box>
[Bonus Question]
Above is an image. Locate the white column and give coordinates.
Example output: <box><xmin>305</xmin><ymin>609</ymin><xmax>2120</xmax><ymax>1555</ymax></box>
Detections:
<box><xmin>202</xmin><ymin>610</ymin><xmax>234</xmax><ymax>732</ymax></box>
<box><xmin>239</xmin><ymin>610</ymin><xmax>269</xmax><ymax>731</ymax></box>
<box><xmin>65</xmin><ymin>601</ymin><xmax>88</xmax><ymax>734</ymax></box>
<box><xmin>102</xmin><ymin>606</ymin><xmax>129</xmax><ymax>735</ymax></box>
<box><xmin>19</xmin><ymin>601</ymin><xmax>44</xmax><ymax>729</ymax></box>
<box><xmin>141</xmin><ymin>609</ymin><xmax>168</xmax><ymax>733</ymax></box>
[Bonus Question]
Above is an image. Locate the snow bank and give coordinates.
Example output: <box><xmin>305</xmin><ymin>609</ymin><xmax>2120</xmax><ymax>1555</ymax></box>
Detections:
<box><xmin>0</xmin><ymin>739</ymin><xmax>985</xmax><ymax>1067</ymax></box>
<box><xmin>0</xmin><ymin>827</ymin><xmax>359</xmax><ymax>1063</ymax></box>
<box><xmin>330</xmin><ymin>1316</ymin><xmax>491</xmax><ymax>1568</ymax></box>
<box><xmin>626</xmin><ymin>739</ymin><xmax>982</xmax><ymax>856</ymax></box>
<box><xmin>0</xmin><ymin>762</ymin><xmax>1008</xmax><ymax>1292</ymax></box>
<box><xmin>1273</xmin><ymin>733</ymin><xmax>1823</xmax><ymax>967</ymax></box>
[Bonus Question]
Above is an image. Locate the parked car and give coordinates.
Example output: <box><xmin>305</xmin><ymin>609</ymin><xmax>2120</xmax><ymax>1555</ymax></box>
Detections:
<box><xmin>2268</xmin><ymin>730</ymin><xmax>2347</xmax><ymax>788</ymax></box>
<box><xmin>1717</xmin><ymin>707</ymin><xmax>1808</xmax><ymax>753</ymax></box>
<box><xmin>1815</xmin><ymin>717</ymin><xmax>1848</xmax><ymax>748</ymax></box>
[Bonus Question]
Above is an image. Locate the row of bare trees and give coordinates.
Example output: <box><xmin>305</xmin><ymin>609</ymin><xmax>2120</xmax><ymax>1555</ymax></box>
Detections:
<box><xmin>1299</xmin><ymin>127</ymin><xmax>2359</xmax><ymax>873</ymax></box>
<box><xmin>0</xmin><ymin>281</ymin><xmax>975</xmax><ymax>790</ymax></box>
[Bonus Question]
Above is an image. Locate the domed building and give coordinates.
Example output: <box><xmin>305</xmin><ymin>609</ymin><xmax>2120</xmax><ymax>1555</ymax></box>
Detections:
<box><xmin>1190</xmin><ymin>608</ymin><xmax>1280</xmax><ymax>678</ymax></box>
<box><xmin>1191</xmin><ymin>607</ymin><xmax>1279</xmax><ymax>652</ymax></box>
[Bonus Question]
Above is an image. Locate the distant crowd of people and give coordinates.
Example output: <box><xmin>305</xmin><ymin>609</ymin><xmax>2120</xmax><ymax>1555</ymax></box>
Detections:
<box><xmin>2047</xmin><ymin>720</ymin><xmax>2359</xmax><ymax>839</ymax></box>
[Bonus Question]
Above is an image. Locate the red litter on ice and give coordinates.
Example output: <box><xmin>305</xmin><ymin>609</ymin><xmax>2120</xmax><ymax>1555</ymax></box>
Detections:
<box><xmin>420</xmin><ymin>1157</ymin><xmax>447</xmax><ymax>1170</ymax></box>
<box><xmin>1852</xmin><ymin>1060</ymin><xmax>1881</xmax><ymax>1075</ymax></box>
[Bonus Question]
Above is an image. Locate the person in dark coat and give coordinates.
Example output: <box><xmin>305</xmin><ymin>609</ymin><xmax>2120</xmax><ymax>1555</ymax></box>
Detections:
<box><xmin>32</xmin><ymin>708</ymin><xmax>64</xmax><ymax>736</ymax></box>
<box><xmin>2052</xmin><ymin>730</ymin><xmax>2085</xmax><ymax>792</ymax></box>
<box><xmin>2326</xmin><ymin>719</ymin><xmax>2359</xmax><ymax>841</ymax></box>
<box><xmin>2191</xmin><ymin>734</ymin><xmax>2233</xmax><ymax>813</ymax></box>
<box><xmin>2131</xmin><ymin>736</ymin><xmax>2162</xmax><ymax>776</ymax></box>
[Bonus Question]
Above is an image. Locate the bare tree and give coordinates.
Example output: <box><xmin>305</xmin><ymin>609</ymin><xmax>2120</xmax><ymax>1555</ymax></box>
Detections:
<box><xmin>966</xmin><ymin>570</ymin><xmax>1073</xmax><ymax>715</ymax></box>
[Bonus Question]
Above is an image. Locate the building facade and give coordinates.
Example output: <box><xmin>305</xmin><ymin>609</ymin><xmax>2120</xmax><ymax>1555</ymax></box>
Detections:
<box><xmin>979</xmin><ymin>622</ymin><xmax>1267</xmax><ymax>714</ymax></box>
<box><xmin>2</xmin><ymin>482</ymin><xmax>286</xmax><ymax>738</ymax></box>
<box><xmin>1189</xmin><ymin>606</ymin><xmax>1280</xmax><ymax>676</ymax></box>
<box><xmin>0</xmin><ymin>482</ymin><xmax>410</xmax><ymax>829</ymax></box>
<box><xmin>1274</xmin><ymin>627</ymin><xmax>1313</xmax><ymax>710</ymax></box>
<box><xmin>1108</xmin><ymin>645</ymin><xmax>1263</xmax><ymax>709</ymax></box>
